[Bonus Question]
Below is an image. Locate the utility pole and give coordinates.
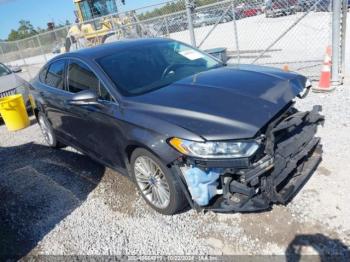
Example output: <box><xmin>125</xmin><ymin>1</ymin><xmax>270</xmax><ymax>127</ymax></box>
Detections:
<box><xmin>185</xmin><ymin>0</ymin><xmax>196</xmax><ymax>47</ymax></box>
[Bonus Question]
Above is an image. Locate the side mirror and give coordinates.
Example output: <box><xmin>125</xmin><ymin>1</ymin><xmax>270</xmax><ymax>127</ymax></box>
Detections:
<box><xmin>11</xmin><ymin>66</ymin><xmax>22</xmax><ymax>73</ymax></box>
<box><xmin>68</xmin><ymin>90</ymin><xmax>99</xmax><ymax>106</ymax></box>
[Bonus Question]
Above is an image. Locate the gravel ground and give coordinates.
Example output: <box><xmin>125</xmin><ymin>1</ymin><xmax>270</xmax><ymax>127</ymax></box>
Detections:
<box><xmin>1</xmin><ymin>84</ymin><xmax>350</xmax><ymax>260</ymax></box>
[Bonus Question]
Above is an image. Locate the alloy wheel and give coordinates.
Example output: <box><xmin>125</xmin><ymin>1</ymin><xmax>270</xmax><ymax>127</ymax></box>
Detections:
<box><xmin>134</xmin><ymin>156</ymin><xmax>170</xmax><ymax>209</ymax></box>
<box><xmin>39</xmin><ymin>115</ymin><xmax>54</xmax><ymax>145</ymax></box>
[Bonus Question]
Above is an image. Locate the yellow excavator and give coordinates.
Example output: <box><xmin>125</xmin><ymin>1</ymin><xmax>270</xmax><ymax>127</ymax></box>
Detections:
<box><xmin>66</xmin><ymin>0</ymin><xmax>139</xmax><ymax>52</ymax></box>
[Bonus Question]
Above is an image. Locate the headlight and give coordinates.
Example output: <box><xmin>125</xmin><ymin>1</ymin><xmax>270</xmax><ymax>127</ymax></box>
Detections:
<box><xmin>169</xmin><ymin>137</ymin><xmax>259</xmax><ymax>159</ymax></box>
<box><xmin>298</xmin><ymin>78</ymin><xmax>312</xmax><ymax>99</ymax></box>
<box><xmin>305</xmin><ymin>78</ymin><xmax>312</xmax><ymax>88</ymax></box>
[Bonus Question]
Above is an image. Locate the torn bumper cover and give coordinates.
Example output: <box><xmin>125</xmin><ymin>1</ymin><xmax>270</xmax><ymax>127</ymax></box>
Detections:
<box><xmin>173</xmin><ymin>105</ymin><xmax>324</xmax><ymax>213</ymax></box>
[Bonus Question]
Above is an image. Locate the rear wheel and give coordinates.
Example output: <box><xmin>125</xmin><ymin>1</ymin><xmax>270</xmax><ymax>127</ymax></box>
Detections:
<box><xmin>130</xmin><ymin>148</ymin><xmax>188</xmax><ymax>215</ymax></box>
<box><xmin>38</xmin><ymin>113</ymin><xmax>64</xmax><ymax>148</ymax></box>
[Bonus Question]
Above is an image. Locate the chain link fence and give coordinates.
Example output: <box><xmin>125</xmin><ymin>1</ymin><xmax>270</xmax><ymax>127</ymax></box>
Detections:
<box><xmin>190</xmin><ymin>0</ymin><xmax>334</xmax><ymax>78</ymax></box>
<box><xmin>0</xmin><ymin>0</ymin><xmax>347</xmax><ymax>82</ymax></box>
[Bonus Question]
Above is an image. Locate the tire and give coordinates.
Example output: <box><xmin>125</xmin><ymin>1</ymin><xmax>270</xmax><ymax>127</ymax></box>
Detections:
<box><xmin>130</xmin><ymin>148</ymin><xmax>188</xmax><ymax>215</ymax></box>
<box><xmin>38</xmin><ymin>112</ymin><xmax>65</xmax><ymax>148</ymax></box>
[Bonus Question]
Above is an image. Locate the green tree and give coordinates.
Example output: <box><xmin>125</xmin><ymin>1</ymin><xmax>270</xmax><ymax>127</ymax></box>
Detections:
<box><xmin>7</xmin><ymin>20</ymin><xmax>37</xmax><ymax>41</ymax></box>
<box><xmin>7</xmin><ymin>29</ymin><xmax>20</xmax><ymax>41</ymax></box>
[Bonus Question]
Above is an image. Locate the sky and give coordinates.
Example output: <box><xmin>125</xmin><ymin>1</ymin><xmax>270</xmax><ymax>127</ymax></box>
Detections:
<box><xmin>0</xmin><ymin>0</ymin><xmax>166</xmax><ymax>40</ymax></box>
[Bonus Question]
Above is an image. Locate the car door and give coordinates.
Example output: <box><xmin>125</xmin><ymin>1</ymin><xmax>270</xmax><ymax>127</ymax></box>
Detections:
<box><xmin>65</xmin><ymin>59</ymin><xmax>124</xmax><ymax>168</ymax></box>
<box><xmin>39</xmin><ymin>59</ymin><xmax>74</xmax><ymax>141</ymax></box>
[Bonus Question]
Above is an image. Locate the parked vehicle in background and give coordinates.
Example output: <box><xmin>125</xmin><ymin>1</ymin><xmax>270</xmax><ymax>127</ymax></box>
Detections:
<box><xmin>236</xmin><ymin>2</ymin><xmax>263</xmax><ymax>18</ymax></box>
<box><xmin>0</xmin><ymin>63</ymin><xmax>30</xmax><ymax>108</ymax></box>
<box><xmin>265</xmin><ymin>0</ymin><xmax>297</xmax><ymax>17</ymax></box>
<box><xmin>193</xmin><ymin>6</ymin><xmax>241</xmax><ymax>27</ymax></box>
<box><xmin>30</xmin><ymin>39</ymin><xmax>323</xmax><ymax>215</ymax></box>
<box><xmin>154</xmin><ymin>15</ymin><xmax>188</xmax><ymax>34</ymax></box>
<box><xmin>194</xmin><ymin>12</ymin><xmax>220</xmax><ymax>27</ymax></box>
<box><xmin>298</xmin><ymin>0</ymin><xmax>316</xmax><ymax>11</ymax></box>
<box><xmin>297</xmin><ymin>0</ymin><xmax>331</xmax><ymax>12</ymax></box>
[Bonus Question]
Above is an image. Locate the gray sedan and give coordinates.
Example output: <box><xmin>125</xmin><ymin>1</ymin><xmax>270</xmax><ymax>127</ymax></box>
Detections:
<box><xmin>0</xmin><ymin>63</ymin><xmax>30</xmax><ymax>107</ymax></box>
<box><xmin>29</xmin><ymin>39</ymin><xmax>323</xmax><ymax>215</ymax></box>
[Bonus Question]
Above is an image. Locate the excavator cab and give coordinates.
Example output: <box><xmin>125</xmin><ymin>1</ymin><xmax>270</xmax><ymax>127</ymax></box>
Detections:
<box><xmin>66</xmin><ymin>0</ymin><xmax>121</xmax><ymax>50</ymax></box>
<box><xmin>65</xmin><ymin>0</ymin><xmax>144</xmax><ymax>52</ymax></box>
<box><xmin>75</xmin><ymin>0</ymin><xmax>118</xmax><ymax>22</ymax></box>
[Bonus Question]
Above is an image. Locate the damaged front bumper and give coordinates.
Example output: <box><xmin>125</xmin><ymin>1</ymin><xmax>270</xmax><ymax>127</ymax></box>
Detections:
<box><xmin>172</xmin><ymin>105</ymin><xmax>324</xmax><ymax>213</ymax></box>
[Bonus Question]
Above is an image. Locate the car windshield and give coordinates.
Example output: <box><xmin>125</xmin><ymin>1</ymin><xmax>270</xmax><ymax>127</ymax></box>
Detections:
<box><xmin>97</xmin><ymin>41</ymin><xmax>222</xmax><ymax>96</ymax></box>
<box><xmin>0</xmin><ymin>63</ymin><xmax>11</xmax><ymax>77</ymax></box>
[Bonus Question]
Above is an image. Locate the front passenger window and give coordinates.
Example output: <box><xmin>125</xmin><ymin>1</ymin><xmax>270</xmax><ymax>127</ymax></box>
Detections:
<box><xmin>68</xmin><ymin>60</ymin><xmax>112</xmax><ymax>101</ymax></box>
<box><xmin>98</xmin><ymin>82</ymin><xmax>112</xmax><ymax>101</ymax></box>
<box><xmin>68</xmin><ymin>61</ymin><xmax>99</xmax><ymax>93</ymax></box>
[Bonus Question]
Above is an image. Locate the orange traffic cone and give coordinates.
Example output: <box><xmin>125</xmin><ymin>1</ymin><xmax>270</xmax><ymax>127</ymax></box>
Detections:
<box><xmin>283</xmin><ymin>64</ymin><xmax>289</xmax><ymax>72</ymax></box>
<box><xmin>312</xmin><ymin>46</ymin><xmax>335</xmax><ymax>92</ymax></box>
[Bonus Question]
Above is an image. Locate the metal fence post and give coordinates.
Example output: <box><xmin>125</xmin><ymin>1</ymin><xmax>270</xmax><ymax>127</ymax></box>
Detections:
<box><xmin>340</xmin><ymin>0</ymin><xmax>348</xmax><ymax>77</ymax></box>
<box><xmin>331</xmin><ymin>0</ymin><xmax>342</xmax><ymax>84</ymax></box>
<box><xmin>16</xmin><ymin>41</ymin><xmax>32</xmax><ymax>80</ymax></box>
<box><xmin>36</xmin><ymin>35</ymin><xmax>47</xmax><ymax>62</ymax></box>
<box><xmin>110</xmin><ymin>14</ymin><xmax>119</xmax><ymax>39</ymax></box>
<box><xmin>53</xmin><ymin>29</ymin><xmax>59</xmax><ymax>47</ymax></box>
<box><xmin>232</xmin><ymin>2</ymin><xmax>240</xmax><ymax>64</ymax></box>
<box><xmin>185</xmin><ymin>0</ymin><xmax>196</xmax><ymax>47</ymax></box>
<box><xmin>0</xmin><ymin>44</ymin><xmax>5</xmax><ymax>61</ymax></box>
<box><xmin>165</xmin><ymin>17</ymin><xmax>170</xmax><ymax>36</ymax></box>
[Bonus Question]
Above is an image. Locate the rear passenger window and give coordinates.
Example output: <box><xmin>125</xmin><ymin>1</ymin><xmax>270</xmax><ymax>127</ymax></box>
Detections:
<box><xmin>45</xmin><ymin>60</ymin><xmax>65</xmax><ymax>89</ymax></box>
<box><xmin>39</xmin><ymin>66</ymin><xmax>48</xmax><ymax>83</ymax></box>
<box><xmin>68</xmin><ymin>60</ymin><xmax>112</xmax><ymax>101</ymax></box>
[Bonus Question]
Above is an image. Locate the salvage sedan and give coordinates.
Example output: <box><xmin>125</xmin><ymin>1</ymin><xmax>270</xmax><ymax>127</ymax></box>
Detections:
<box><xmin>30</xmin><ymin>38</ymin><xmax>324</xmax><ymax>215</ymax></box>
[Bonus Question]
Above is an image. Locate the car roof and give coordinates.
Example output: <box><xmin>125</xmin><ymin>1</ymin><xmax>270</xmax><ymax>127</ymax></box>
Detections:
<box><xmin>58</xmin><ymin>38</ymin><xmax>173</xmax><ymax>61</ymax></box>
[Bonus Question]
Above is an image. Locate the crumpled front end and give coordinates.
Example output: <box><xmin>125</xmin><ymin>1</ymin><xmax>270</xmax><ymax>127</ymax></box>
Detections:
<box><xmin>171</xmin><ymin>104</ymin><xmax>324</xmax><ymax>213</ymax></box>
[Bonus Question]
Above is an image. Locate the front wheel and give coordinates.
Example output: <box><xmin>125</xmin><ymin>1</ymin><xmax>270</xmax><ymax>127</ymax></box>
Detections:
<box><xmin>130</xmin><ymin>148</ymin><xmax>188</xmax><ymax>215</ymax></box>
<box><xmin>38</xmin><ymin>113</ymin><xmax>64</xmax><ymax>148</ymax></box>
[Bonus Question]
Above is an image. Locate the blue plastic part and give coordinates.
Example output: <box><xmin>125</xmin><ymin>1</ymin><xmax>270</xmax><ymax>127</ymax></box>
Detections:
<box><xmin>183</xmin><ymin>167</ymin><xmax>222</xmax><ymax>206</ymax></box>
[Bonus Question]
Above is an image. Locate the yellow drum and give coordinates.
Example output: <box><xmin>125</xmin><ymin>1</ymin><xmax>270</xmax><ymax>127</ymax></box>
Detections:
<box><xmin>0</xmin><ymin>94</ymin><xmax>29</xmax><ymax>131</ymax></box>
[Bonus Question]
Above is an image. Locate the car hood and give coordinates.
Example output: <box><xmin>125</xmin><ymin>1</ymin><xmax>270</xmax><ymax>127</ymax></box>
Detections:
<box><xmin>126</xmin><ymin>65</ymin><xmax>307</xmax><ymax>141</ymax></box>
<box><xmin>0</xmin><ymin>73</ymin><xmax>26</xmax><ymax>93</ymax></box>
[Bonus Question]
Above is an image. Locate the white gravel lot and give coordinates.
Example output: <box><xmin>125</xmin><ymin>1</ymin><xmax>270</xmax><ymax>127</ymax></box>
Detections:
<box><xmin>0</xmin><ymin>81</ymin><xmax>349</xmax><ymax>259</ymax></box>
